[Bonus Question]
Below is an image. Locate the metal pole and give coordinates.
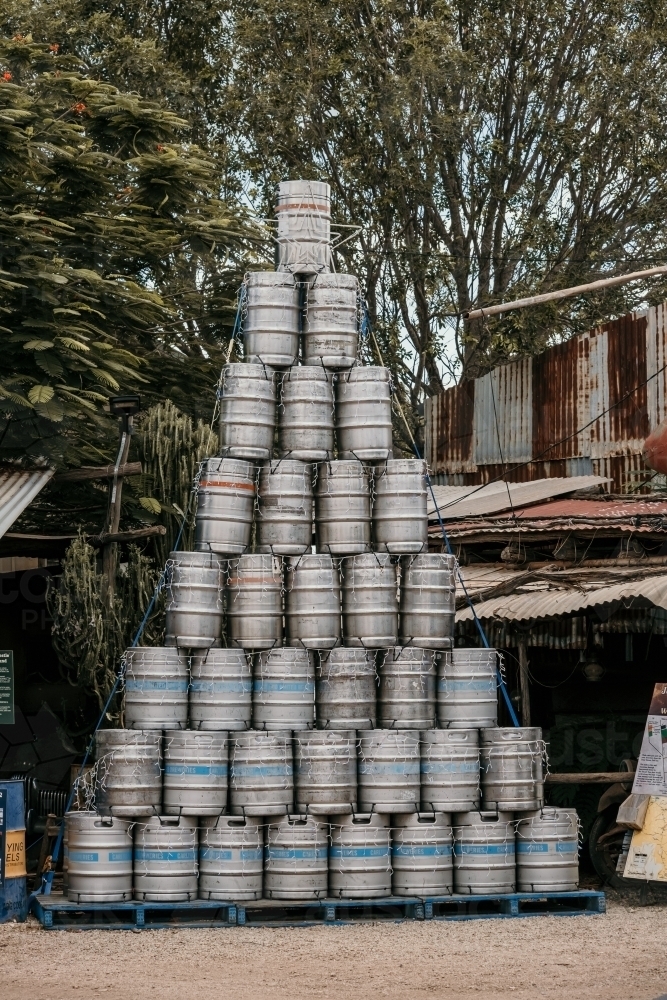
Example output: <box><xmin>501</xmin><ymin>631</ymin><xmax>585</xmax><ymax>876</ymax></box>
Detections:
<box><xmin>464</xmin><ymin>263</ymin><xmax>667</xmax><ymax>320</ymax></box>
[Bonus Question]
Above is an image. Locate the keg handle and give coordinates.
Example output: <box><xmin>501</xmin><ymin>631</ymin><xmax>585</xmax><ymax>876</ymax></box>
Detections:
<box><xmin>158</xmin><ymin>815</ymin><xmax>182</xmax><ymax>827</ymax></box>
<box><xmin>417</xmin><ymin>813</ymin><xmax>437</xmax><ymax>824</ymax></box>
<box><xmin>501</xmin><ymin>731</ymin><xmax>524</xmax><ymax>742</ymax></box>
<box><xmin>95</xmin><ymin>816</ymin><xmax>114</xmax><ymax>828</ymax></box>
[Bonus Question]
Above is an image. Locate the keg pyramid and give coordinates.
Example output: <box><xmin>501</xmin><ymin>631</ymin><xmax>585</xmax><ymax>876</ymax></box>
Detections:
<box><xmin>65</xmin><ymin>181</ymin><xmax>579</xmax><ymax>907</ymax></box>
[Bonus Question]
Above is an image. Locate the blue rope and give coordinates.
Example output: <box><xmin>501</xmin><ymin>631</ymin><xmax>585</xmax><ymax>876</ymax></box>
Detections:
<box><xmin>36</xmin><ymin>516</ymin><xmax>189</xmax><ymax>898</ymax></box>
<box><xmin>362</xmin><ymin>303</ymin><xmax>520</xmax><ymax>727</ymax></box>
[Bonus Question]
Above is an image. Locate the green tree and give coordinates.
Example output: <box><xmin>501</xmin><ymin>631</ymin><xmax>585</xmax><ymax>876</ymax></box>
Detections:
<box><xmin>0</xmin><ymin>32</ymin><xmax>254</xmax><ymax>482</ymax></box>
<box><xmin>19</xmin><ymin>0</ymin><xmax>667</xmax><ymax>398</ymax></box>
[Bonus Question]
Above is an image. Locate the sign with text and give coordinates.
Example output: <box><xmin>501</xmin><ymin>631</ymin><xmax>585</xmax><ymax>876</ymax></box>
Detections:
<box><xmin>0</xmin><ymin>650</ymin><xmax>13</xmax><ymax>725</ymax></box>
<box><xmin>632</xmin><ymin>683</ymin><xmax>667</xmax><ymax>796</ymax></box>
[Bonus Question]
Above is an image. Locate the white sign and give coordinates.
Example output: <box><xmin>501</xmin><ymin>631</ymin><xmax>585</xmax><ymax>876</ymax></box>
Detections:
<box><xmin>631</xmin><ymin>683</ymin><xmax>667</xmax><ymax>797</ymax></box>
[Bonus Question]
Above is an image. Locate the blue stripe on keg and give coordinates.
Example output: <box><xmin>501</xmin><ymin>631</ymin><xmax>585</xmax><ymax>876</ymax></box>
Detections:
<box><xmin>108</xmin><ymin>850</ymin><xmax>133</xmax><ymax>862</ymax></box>
<box><xmin>421</xmin><ymin>762</ymin><xmax>479</xmax><ymax>774</ymax></box>
<box><xmin>454</xmin><ymin>844</ymin><xmax>515</xmax><ymax>856</ymax></box>
<box><xmin>69</xmin><ymin>851</ymin><xmax>99</xmax><ymax>862</ymax></box>
<box><xmin>135</xmin><ymin>849</ymin><xmax>197</xmax><ymax>862</ymax></box>
<box><xmin>200</xmin><ymin>848</ymin><xmax>233</xmax><ymax>861</ymax></box>
<box><xmin>264</xmin><ymin>847</ymin><xmax>328</xmax><ymax>860</ymax></box>
<box><xmin>125</xmin><ymin>679</ymin><xmax>188</xmax><ymax>692</ymax></box>
<box><xmin>191</xmin><ymin>681</ymin><xmax>252</xmax><ymax>693</ymax></box>
<box><xmin>329</xmin><ymin>847</ymin><xmax>390</xmax><ymax>859</ymax></box>
<box><xmin>437</xmin><ymin>679</ymin><xmax>496</xmax><ymax>692</ymax></box>
<box><xmin>231</xmin><ymin>765</ymin><xmax>293</xmax><ymax>777</ymax></box>
<box><xmin>252</xmin><ymin>681</ymin><xmax>314</xmax><ymax>693</ymax></box>
<box><xmin>392</xmin><ymin>845</ymin><xmax>452</xmax><ymax>857</ymax></box>
<box><xmin>358</xmin><ymin>763</ymin><xmax>420</xmax><ymax>775</ymax></box>
<box><xmin>516</xmin><ymin>841</ymin><xmax>578</xmax><ymax>854</ymax></box>
<box><xmin>164</xmin><ymin>764</ymin><xmax>228</xmax><ymax>777</ymax></box>
<box><xmin>240</xmin><ymin>848</ymin><xmax>263</xmax><ymax>861</ymax></box>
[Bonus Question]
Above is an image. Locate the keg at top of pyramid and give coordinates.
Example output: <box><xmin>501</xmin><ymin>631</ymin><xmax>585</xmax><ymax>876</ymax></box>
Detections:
<box><xmin>303</xmin><ymin>273</ymin><xmax>359</xmax><ymax>370</ymax></box>
<box><xmin>372</xmin><ymin>459</ymin><xmax>428</xmax><ymax>554</ymax></box>
<box><xmin>164</xmin><ymin>551</ymin><xmax>224</xmax><ymax>650</ymax></box>
<box><xmin>243</xmin><ymin>270</ymin><xmax>300</xmax><ymax>369</ymax></box>
<box><xmin>253</xmin><ymin>646</ymin><xmax>315</xmax><ymax>731</ymax></box>
<box><xmin>194</xmin><ymin>457</ymin><xmax>256</xmax><ymax>557</ymax></box>
<box><xmin>124</xmin><ymin>647</ymin><xmax>188</xmax><ymax>731</ymax></box>
<box><xmin>377</xmin><ymin>646</ymin><xmax>436</xmax><ymax>730</ymax></box>
<box><xmin>219</xmin><ymin>363</ymin><xmax>276</xmax><ymax>462</ymax></box>
<box><xmin>278</xmin><ymin>366</ymin><xmax>334</xmax><ymax>462</ymax></box>
<box><xmin>189</xmin><ymin>648</ymin><xmax>252</xmax><ymax>731</ymax></box>
<box><xmin>285</xmin><ymin>553</ymin><xmax>341</xmax><ymax>650</ymax></box>
<box><xmin>341</xmin><ymin>552</ymin><xmax>398</xmax><ymax>648</ymax></box>
<box><xmin>315</xmin><ymin>647</ymin><xmax>377</xmax><ymax>729</ymax></box>
<box><xmin>315</xmin><ymin>459</ymin><xmax>371</xmax><ymax>556</ymax></box>
<box><xmin>335</xmin><ymin>366</ymin><xmax>392</xmax><ymax>463</ymax></box>
<box><xmin>226</xmin><ymin>553</ymin><xmax>283</xmax><ymax>651</ymax></box>
<box><xmin>437</xmin><ymin>648</ymin><xmax>499</xmax><ymax>729</ymax></box>
<box><xmin>276</xmin><ymin>179</ymin><xmax>331</xmax><ymax>275</ymax></box>
<box><xmin>399</xmin><ymin>553</ymin><xmax>456</xmax><ymax>649</ymax></box>
<box><xmin>256</xmin><ymin>459</ymin><xmax>313</xmax><ymax>556</ymax></box>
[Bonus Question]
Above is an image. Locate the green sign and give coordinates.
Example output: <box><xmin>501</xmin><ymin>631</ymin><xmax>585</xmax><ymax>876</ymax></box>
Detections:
<box><xmin>0</xmin><ymin>651</ymin><xmax>14</xmax><ymax>725</ymax></box>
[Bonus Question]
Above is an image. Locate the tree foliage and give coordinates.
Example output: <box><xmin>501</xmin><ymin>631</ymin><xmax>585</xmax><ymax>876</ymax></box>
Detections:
<box><xmin>0</xmin><ymin>30</ymin><xmax>255</xmax><ymax>481</ymax></box>
<box><xmin>18</xmin><ymin>0</ymin><xmax>667</xmax><ymax>397</ymax></box>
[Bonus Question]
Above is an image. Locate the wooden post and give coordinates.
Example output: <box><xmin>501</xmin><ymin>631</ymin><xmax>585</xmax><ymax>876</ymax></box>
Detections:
<box><xmin>102</xmin><ymin>415</ymin><xmax>133</xmax><ymax>606</ymax></box>
<box><xmin>518</xmin><ymin>641</ymin><xmax>531</xmax><ymax>727</ymax></box>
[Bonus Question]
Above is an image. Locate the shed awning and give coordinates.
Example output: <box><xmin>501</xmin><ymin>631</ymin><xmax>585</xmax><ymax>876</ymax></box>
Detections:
<box><xmin>0</xmin><ymin>469</ymin><xmax>54</xmax><ymax>539</ymax></box>
<box><xmin>428</xmin><ymin>475</ymin><xmax>609</xmax><ymax>520</ymax></box>
<box><xmin>456</xmin><ymin>572</ymin><xmax>667</xmax><ymax>623</ymax></box>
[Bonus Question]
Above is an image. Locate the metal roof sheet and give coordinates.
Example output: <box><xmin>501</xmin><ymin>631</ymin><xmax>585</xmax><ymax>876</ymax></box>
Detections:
<box><xmin>0</xmin><ymin>470</ymin><xmax>54</xmax><ymax>539</ymax></box>
<box><xmin>456</xmin><ymin>571</ymin><xmax>667</xmax><ymax>623</ymax></box>
<box><xmin>430</xmin><ymin>496</ymin><xmax>667</xmax><ymax>537</ymax></box>
<box><xmin>428</xmin><ymin>475</ymin><xmax>609</xmax><ymax>519</ymax></box>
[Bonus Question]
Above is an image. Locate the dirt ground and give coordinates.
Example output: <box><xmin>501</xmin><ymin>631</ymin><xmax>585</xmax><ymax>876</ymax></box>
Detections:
<box><xmin>3</xmin><ymin>892</ymin><xmax>667</xmax><ymax>1000</ymax></box>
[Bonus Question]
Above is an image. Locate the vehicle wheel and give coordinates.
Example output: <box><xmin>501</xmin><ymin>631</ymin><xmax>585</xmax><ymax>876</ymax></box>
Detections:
<box><xmin>588</xmin><ymin>808</ymin><xmax>629</xmax><ymax>888</ymax></box>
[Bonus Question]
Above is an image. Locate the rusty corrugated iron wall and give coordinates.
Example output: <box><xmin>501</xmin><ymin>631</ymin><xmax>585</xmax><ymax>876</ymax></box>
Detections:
<box><xmin>425</xmin><ymin>305</ymin><xmax>667</xmax><ymax>491</ymax></box>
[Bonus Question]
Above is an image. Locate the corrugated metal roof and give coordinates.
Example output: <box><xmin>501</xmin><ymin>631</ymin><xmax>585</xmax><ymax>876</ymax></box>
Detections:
<box><xmin>457</xmin><ymin>571</ymin><xmax>667</xmax><ymax>623</ymax></box>
<box><xmin>426</xmin><ymin>303</ymin><xmax>667</xmax><ymax>491</ymax></box>
<box><xmin>0</xmin><ymin>470</ymin><xmax>54</xmax><ymax>539</ymax></box>
<box><xmin>428</xmin><ymin>475</ymin><xmax>609</xmax><ymax>519</ymax></box>
<box><xmin>430</xmin><ymin>496</ymin><xmax>667</xmax><ymax>537</ymax></box>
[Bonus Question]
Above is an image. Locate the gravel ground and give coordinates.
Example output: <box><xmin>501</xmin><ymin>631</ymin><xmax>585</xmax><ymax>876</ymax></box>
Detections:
<box><xmin>2</xmin><ymin>894</ymin><xmax>667</xmax><ymax>1000</ymax></box>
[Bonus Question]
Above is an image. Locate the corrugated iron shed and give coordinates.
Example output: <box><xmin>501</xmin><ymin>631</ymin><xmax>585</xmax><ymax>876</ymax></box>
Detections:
<box><xmin>456</xmin><ymin>571</ymin><xmax>667</xmax><ymax>623</ymax></box>
<box><xmin>425</xmin><ymin>302</ymin><xmax>667</xmax><ymax>491</ymax></box>
<box><xmin>0</xmin><ymin>469</ymin><xmax>54</xmax><ymax>539</ymax></box>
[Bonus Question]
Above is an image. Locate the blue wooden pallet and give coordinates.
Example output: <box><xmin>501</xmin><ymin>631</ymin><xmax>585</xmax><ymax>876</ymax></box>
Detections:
<box><xmin>31</xmin><ymin>890</ymin><xmax>605</xmax><ymax>929</ymax></box>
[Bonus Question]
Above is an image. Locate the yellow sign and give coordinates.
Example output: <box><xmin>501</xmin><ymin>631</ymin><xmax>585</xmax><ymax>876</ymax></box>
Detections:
<box><xmin>5</xmin><ymin>828</ymin><xmax>26</xmax><ymax>878</ymax></box>
<box><xmin>624</xmin><ymin>796</ymin><xmax>667</xmax><ymax>882</ymax></box>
